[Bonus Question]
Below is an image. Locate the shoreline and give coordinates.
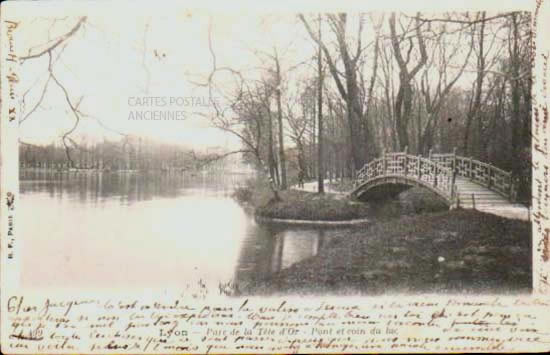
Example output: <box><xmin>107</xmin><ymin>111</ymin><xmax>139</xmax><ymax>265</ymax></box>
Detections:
<box><xmin>254</xmin><ymin>215</ymin><xmax>370</xmax><ymax>226</ymax></box>
<box><xmin>252</xmin><ymin>189</ymin><xmax>374</xmax><ymax>223</ymax></box>
<box><xmin>242</xmin><ymin>209</ymin><xmax>532</xmax><ymax>295</ymax></box>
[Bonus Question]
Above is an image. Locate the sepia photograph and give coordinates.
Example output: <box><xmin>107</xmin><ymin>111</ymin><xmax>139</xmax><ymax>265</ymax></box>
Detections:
<box><xmin>2</xmin><ymin>0</ymin><xmax>549</xmax><ymax>353</ymax></box>
<box><xmin>15</xmin><ymin>8</ymin><xmax>533</xmax><ymax>294</ymax></box>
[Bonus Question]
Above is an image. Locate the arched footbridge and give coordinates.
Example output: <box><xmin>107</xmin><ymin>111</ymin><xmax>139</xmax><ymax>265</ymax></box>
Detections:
<box><xmin>350</xmin><ymin>149</ymin><xmax>518</xmax><ymax>209</ymax></box>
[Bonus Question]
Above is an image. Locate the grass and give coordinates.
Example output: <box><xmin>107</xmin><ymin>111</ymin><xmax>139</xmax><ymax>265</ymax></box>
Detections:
<box><xmin>241</xmin><ymin>209</ymin><xmax>532</xmax><ymax>296</ymax></box>
<box><xmin>232</xmin><ymin>178</ymin><xmax>277</xmax><ymax>211</ymax></box>
<box><xmin>326</xmin><ymin>178</ymin><xmax>355</xmax><ymax>192</ymax></box>
<box><xmin>233</xmin><ymin>177</ymin><xmax>373</xmax><ymax>221</ymax></box>
<box><xmin>255</xmin><ymin>190</ymin><xmax>373</xmax><ymax>221</ymax></box>
<box><xmin>233</xmin><ymin>177</ymin><xmax>448</xmax><ymax>222</ymax></box>
<box><xmin>231</xmin><ymin>179</ymin><xmax>531</xmax><ymax>295</ymax></box>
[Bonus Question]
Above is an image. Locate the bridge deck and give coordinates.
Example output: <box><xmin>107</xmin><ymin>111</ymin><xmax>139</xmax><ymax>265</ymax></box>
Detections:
<box><xmin>454</xmin><ymin>177</ymin><xmax>510</xmax><ymax>207</ymax></box>
<box><xmin>454</xmin><ymin>177</ymin><xmax>528</xmax><ymax>219</ymax></box>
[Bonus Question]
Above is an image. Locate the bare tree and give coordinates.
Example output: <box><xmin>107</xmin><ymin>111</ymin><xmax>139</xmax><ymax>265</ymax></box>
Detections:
<box><xmin>273</xmin><ymin>50</ymin><xmax>288</xmax><ymax>189</ymax></box>
<box><xmin>416</xmin><ymin>17</ymin><xmax>474</xmax><ymax>154</ymax></box>
<box><xmin>191</xmin><ymin>19</ymin><xmax>285</xmax><ymax>199</ymax></box>
<box><xmin>462</xmin><ymin>12</ymin><xmax>488</xmax><ymax>155</ymax></box>
<box><xmin>388</xmin><ymin>12</ymin><xmax>428</xmax><ymax>151</ymax></box>
<box><xmin>19</xmin><ymin>17</ymin><xmax>87</xmax><ymax>166</ymax></box>
<box><xmin>299</xmin><ymin>13</ymin><xmax>373</xmax><ymax>171</ymax></box>
<box><xmin>316</xmin><ymin>14</ymin><xmax>325</xmax><ymax>193</ymax></box>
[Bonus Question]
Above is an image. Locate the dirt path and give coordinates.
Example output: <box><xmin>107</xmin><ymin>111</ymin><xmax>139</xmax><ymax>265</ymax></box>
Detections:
<box><xmin>292</xmin><ymin>179</ymin><xmax>345</xmax><ymax>195</ymax></box>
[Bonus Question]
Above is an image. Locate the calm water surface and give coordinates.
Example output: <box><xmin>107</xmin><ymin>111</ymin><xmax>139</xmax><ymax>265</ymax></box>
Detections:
<box><xmin>21</xmin><ymin>170</ymin><xmax>375</xmax><ymax>289</ymax></box>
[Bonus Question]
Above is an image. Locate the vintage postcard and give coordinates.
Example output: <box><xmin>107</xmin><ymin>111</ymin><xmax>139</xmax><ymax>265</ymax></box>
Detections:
<box><xmin>1</xmin><ymin>0</ymin><xmax>549</xmax><ymax>353</ymax></box>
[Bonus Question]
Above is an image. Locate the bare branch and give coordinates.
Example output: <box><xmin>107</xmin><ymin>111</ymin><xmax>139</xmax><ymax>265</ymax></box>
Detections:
<box><xmin>409</xmin><ymin>12</ymin><xmax>518</xmax><ymax>26</ymax></box>
<box><xmin>20</xmin><ymin>76</ymin><xmax>51</xmax><ymax>124</ymax></box>
<box><xmin>20</xmin><ymin>17</ymin><xmax>87</xmax><ymax>62</ymax></box>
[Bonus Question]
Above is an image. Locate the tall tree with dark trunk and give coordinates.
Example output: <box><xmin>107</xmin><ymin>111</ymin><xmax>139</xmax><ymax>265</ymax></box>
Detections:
<box><xmin>316</xmin><ymin>15</ymin><xmax>325</xmax><ymax>193</ymax></box>
<box><xmin>462</xmin><ymin>12</ymin><xmax>487</xmax><ymax>156</ymax></box>
<box><xmin>299</xmin><ymin>13</ymin><xmax>373</xmax><ymax>172</ymax></box>
<box><xmin>417</xmin><ymin>19</ymin><xmax>474</xmax><ymax>155</ymax></box>
<box><xmin>260</xmin><ymin>81</ymin><xmax>279</xmax><ymax>187</ymax></box>
<box><xmin>389</xmin><ymin>12</ymin><xmax>428</xmax><ymax>151</ymax></box>
<box><xmin>508</xmin><ymin>12</ymin><xmax>521</xmax><ymax>174</ymax></box>
<box><xmin>273</xmin><ymin>50</ymin><xmax>288</xmax><ymax>189</ymax></box>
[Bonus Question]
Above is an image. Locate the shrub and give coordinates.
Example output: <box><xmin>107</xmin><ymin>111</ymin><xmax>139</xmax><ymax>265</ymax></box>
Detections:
<box><xmin>232</xmin><ymin>186</ymin><xmax>253</xmax><ymax>204</ymax></box>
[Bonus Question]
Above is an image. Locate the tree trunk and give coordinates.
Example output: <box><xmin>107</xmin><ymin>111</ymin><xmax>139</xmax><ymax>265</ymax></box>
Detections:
<box><xmin>463</xmin><ymin>12</ymin><xmax>486</xmax><ymax>155</ymax></box>
<box><xmin>266</xmin><ymin>108</ymin><xmax>277</xmax><ymax>185</ymax></box>
<box><xmin>317</xmin><ymin>14</ymin><xmax>325</xmax><ymax>193</ymax></box>
<box><xmin>274</xmin><ymin>53</ymin><xmax>287</xmax><ymax>189</ymax></box>
<box><xmin>389</xmin><ymin>13</ymin><xmax>427</xmax><ymax>152</ymax></box>
<box><xmin>509</xmin><ymin>13</ymin><xmax>521</xmax><ymax>175</ymax></box>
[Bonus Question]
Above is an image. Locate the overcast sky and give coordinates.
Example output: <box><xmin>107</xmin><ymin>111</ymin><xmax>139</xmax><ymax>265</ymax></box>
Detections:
<box><xmin>10</xmin><ymin>0</ymin><xmax>530</xmax><ymax>150</ymax></box>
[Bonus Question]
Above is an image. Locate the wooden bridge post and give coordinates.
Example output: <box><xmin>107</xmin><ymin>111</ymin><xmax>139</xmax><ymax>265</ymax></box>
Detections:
<box><xmin>508</xmin><ymin>174</ymin><xmax>514</xmax><ymax>201</ymax></box>
<box><xmin>382</xmin><ymin>149</ymin><xmax>387</xmax><ymax>175</ymax></box>
<box><xmin>428</xmin><ymin>149</ymin><xmax>433</xmax><ymax>161</ymax></box>
<box><xmin>451</xmin><ymin>147</ymin><xmax>458</xmax><ymax>186</ymax></box>
<box><xmin>468</xmin><ymin>157</ymin><xmax>473</xmax><ymax>179</ymax></box>
<box><xmin>510</xmin><ymin>175</ymin><xmax>518</xmax><ymax>202</ymax></box>
<box><xmin>452</xmin><ymin>147</ymin><xmax>457</xmax><ymax>171</ymax></box>
<box><xmin>404</xmin><ymin>146</ymin><xmax>408</xmax><ymax>175</ymax></box>
<box><xmin>434</xmin><ymin>164</ymin><xmax>438</xmax><ymax>187</ymax></box>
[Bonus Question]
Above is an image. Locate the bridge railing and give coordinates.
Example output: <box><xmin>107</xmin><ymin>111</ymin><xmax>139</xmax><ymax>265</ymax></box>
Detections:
<box><xmin>428</xmin><ymin>149</ymin><xmax>516</xmax><ymax>200</ymax></box>
<box><xmin>355</xmin><ymin>151</ymin><xmax>457</xmax><ymax>202</ymax></box>
<box><xmin>453</xmin><ymin>156</ymin><xmax>515</xmax><ymax>199</ymax></box>
<box><xmin>355</xmin><ymin>148</ymin><xmax>517</xmax><ymax>202</ymax></box>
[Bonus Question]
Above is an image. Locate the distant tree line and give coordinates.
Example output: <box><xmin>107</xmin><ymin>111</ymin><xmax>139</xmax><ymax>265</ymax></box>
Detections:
<box><xmin>19</xmin><ymin>136</ymin><xmax>230</xmax><ymax>172</ymax></box>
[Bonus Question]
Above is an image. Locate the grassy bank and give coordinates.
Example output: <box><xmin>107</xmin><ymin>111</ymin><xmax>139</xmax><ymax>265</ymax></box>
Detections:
<box><xmin>256</xmin><ymin>190</ymin><xmax>373</xmax><ymax>221</ymax></box>
<box><xmin>233</xmin><ymin>179</ymin><xmax>448</xmax><ymax>221</ymax></box>
<box><xmin>240</xmin><ymin>209</ymin><xmax>531</xmax><ymax>295</ymax></box>
<box><xmin>233</xmin><ymin>179</ymin><xmax>372</xmax><ymax>221</ymax></box>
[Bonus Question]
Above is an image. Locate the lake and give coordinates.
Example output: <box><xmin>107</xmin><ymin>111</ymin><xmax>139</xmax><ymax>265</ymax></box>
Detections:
<box><xmin>19</xmin><ymin>170</ymin><xmax>363</xmax><ymax>290</ymax></box>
